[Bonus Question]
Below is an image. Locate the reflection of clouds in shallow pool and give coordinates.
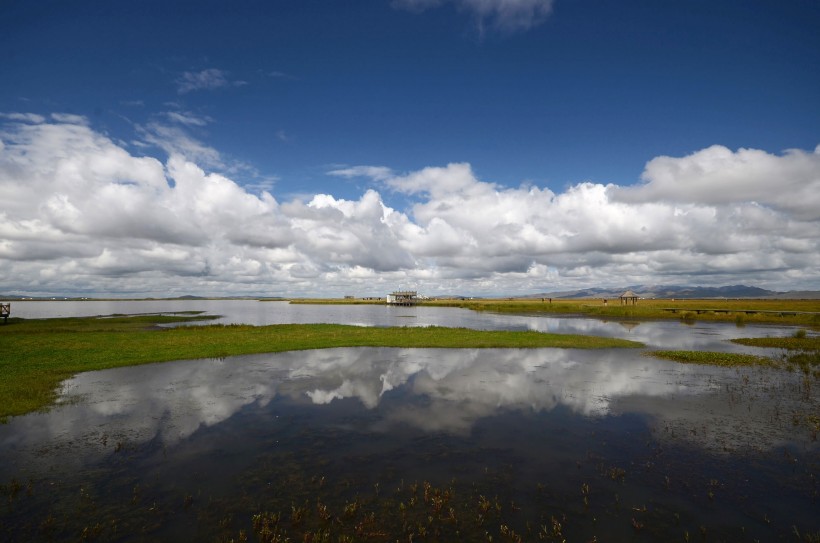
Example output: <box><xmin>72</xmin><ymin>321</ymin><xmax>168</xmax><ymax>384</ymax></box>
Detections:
<box><xmin>1</xmin><ymin>349</ymin><xmax>694</xmax><ymax>454</ymax></box>
<box><xmin>0</xmin><ymin>358</ymin><xmax>287</xmax><ymax>474</ymax></box>
<box><xmin>2</xmin><ymin>347</ymin><xmax>815</xmax><ymax>476</ymax></box>
<box><xmin>297</xmin><ymin>349</ymin><xmax>727</xmax><ymax>435</ymax></box>
<box><xmin>72</xmin><ymin>358</ymin><xmax>284</xmax><ymax>442</ymax></box>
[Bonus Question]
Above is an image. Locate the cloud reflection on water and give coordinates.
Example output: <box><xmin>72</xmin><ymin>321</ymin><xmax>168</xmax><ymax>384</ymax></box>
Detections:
<box><xmin>1</xmin><ymin>347</ymin><xmax>814</xmax><ymax>477</ymax></box>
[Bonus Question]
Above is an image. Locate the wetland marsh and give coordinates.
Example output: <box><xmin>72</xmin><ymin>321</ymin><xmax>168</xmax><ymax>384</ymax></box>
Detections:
<box><xmin>1</xmin><ymin>300</ymin><xmax>818</xmax><ymax>541</ymax></box>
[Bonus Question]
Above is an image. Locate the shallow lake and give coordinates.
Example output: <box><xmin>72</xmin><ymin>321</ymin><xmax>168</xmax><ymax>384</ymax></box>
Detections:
<box><xmin>5</xmin><ymin>299</ymin><xmax>802</xmax><ymax>351</ymax></box>
<box><xmin>1</xmin><ymin>302</ymin><xmax>817</xmax><ymax>541</ymax></box>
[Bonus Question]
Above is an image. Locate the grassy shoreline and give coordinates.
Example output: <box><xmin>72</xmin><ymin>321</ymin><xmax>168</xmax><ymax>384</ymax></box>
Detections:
<box><xmin>291</xmin><ymin>298</ymin><xmax>820</xmax><ymax>327</ymax></box>
<box><xmin>0</xmin><ymin>315</ymin><xmax>642</xmax><ymax>421</ymax></box>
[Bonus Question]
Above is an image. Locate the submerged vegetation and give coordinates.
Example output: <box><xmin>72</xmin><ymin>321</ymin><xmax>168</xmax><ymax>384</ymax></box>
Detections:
<box><xmin>649</xmin><ymin>344</ymin><xmax>819</xmax><ymax>375</ymax></box>
<box><xmin>731</xmin><ymin>334</ymin><xmax>820</xmax><ymax>351</ymax></box>
<box><xmin>7</xmin><ymin>444</ymin><xmax>816</xmax><ymax>542</ymax></box>
<box><xmin>730</xmin><ymin>333</ymin><xmax>820</xmax><ymax>376</ymax></box>
<box><xmin>646</xmin><ymin>350</ymin><xmax>776</xmax><ymax>367</ymax></box>
<box><xmin>0</xmin><ymin>314</ymin><xmax>642</xmax><ymax>420</ymax></box>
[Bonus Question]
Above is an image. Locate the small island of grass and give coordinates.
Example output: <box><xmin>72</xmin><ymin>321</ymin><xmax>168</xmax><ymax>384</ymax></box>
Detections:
<box><xmin>730</xmin><ymin>333</ymin><xmax>820</xmax><ymax>375</ymax></box>
<box><xmin>730</xmin><ymin>334</ymin><xmax>820</xmax><ymax>351</ymax></box>
<box><xmin>0</xmin><ymin>314</ymin><xmax>643</xmax><ymax>420</ymax></box>
<box><xmin>645</xmin><ymin>350</ymin><xmax>776</xmax><ymax>367</ymax></box>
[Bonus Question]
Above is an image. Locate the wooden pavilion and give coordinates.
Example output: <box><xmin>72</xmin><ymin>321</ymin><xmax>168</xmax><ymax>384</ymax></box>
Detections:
<box><xmin>619</xmin><ymin>290</ymin><xmax>639</xmax><ymax>305</ymax></box>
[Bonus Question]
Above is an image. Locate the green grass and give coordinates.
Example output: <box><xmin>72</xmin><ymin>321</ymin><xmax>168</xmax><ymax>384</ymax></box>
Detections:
<box><xmin>645</xmin><ymin>350</ymin><xmax>776</xmax><ymax>367</ymax></box>
<box><xmin>387</xmin><ymin>298</ymin><xmax>820</xmax><ymax>326</ymax></box>
<box><xmin>0</xmin><ymin>315</ymin><xmax>642</xmax><ymax>421</ymax></box>
<box><xmin>726</xmin><ymin>335</ymin><xmax>820</xmax><ymax>376</ymax></box>
<box><xmin>728</xmin><ymin>333</ymin><xmax>820</xmax><ymax>376</ymax></box>
<box><xmin>730</xmin><ymin>335</ymin><xmax>820</xmax><ymax>351</ymax></box>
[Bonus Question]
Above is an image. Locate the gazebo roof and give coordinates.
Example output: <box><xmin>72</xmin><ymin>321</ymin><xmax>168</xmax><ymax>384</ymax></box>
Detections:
<box><xmin>619</xmin><ymin>290</ymin><xmax>638</xmax><ymax>298</ymax></box>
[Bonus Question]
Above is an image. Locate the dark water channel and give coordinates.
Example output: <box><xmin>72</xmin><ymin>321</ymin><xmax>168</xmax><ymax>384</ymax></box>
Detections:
<box><xmin>1</xmin><ymin>304</ymin><xmax>818</xmax><ymax>541</ymax></box>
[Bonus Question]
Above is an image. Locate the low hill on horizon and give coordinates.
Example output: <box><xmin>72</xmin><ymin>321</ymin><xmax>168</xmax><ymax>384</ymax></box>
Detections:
<box><xmin>3</xmin><ymin>285</ymin><xmax>820</xmax><ymax>301</ymax></box>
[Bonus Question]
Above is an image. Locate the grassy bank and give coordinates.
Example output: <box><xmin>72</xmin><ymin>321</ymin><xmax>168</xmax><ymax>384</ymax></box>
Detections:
<box><xmin>287</xmin><ymin>297</ymin><xmax>820</xmax><ymax>325</ymax></box>
<box><xmin>403</xmin><ymin>298</ymin><xmax>820</xmax><ymax>326</ymax></box>
<box><xmin>0</xmin><ymin>315</ymin><xmax>642</xmax><ymax>420</ymax></box>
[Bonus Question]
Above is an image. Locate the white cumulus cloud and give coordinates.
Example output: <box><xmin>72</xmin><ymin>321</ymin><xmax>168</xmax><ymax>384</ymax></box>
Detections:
<box><xmin>0</xmin><ymin>114</ymin><xmax>818</xmax><ymax>297</ymax></box>
<box><xmin>613</xmin><ymin>145</ymin><xmax>820</xmax><ymax>220</ymax></box>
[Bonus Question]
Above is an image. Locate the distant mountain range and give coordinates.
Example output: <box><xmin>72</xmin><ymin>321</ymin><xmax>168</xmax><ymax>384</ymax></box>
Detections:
<box><xmin>527</xmin><ymin>284</ymin><xmax>820</xmax><ymax>299</ymax></box>
<box><xmin>3</xmin><ymin>285</ymin><xmax>819</xmax><ymax>301</ymax></box>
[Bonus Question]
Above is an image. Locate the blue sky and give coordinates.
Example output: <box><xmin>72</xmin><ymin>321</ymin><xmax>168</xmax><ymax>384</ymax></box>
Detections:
<box><xmin>1</xmin><ymin>0</ymin><xmax>819</xmax><ymax>297</ymax></box>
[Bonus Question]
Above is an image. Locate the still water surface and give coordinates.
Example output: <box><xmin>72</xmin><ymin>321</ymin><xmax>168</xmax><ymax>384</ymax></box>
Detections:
<box><xmin>7</xmin><ymin>299</ymin><xmax>800</xmax><ymax>351</ymax></box>
<box><xmin>1</xmin><ymin>302</ymin><xmax>817</xmax><ymax>541</ymax></box>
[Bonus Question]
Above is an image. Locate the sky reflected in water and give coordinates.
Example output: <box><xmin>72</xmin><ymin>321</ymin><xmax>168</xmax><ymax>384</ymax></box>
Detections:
<box><xmin>3</xmin><ymin>348</ymin><xmax>815</xmax><ymax>475</ymax></box>
<box><xmin>1</xmin><ymin>306</ymin><xmax>817</xmax><ymax>541</ymax></box>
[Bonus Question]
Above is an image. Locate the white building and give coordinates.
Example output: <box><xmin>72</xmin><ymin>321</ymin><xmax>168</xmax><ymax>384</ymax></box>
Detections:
<box><xmin>386</xmin><ymin>291</ymin><xmax>418</xmax><ymax>306</ymax></box>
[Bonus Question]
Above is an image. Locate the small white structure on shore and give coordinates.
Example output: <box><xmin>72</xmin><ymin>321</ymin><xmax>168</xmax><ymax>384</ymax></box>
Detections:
<box><xmin>386</xmin><ymin>291</ymin><xmax>418</xmax><ymax>306</ymax></box>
